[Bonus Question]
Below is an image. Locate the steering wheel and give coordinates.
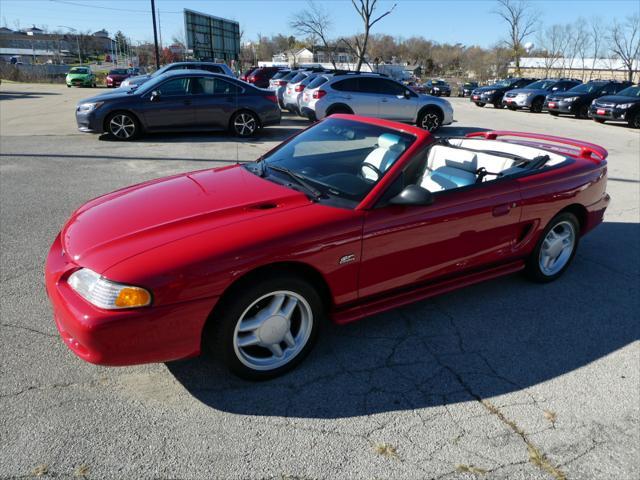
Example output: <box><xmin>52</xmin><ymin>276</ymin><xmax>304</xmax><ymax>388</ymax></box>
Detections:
<box><xmin>360</xmin><ymin>162</ymin><xmax>383</xmax><ymax>182</ymax></box>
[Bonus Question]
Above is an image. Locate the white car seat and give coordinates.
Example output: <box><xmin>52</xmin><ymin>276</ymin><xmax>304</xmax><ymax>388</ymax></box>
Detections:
<box><xmin>361</xmin><ymin>133</ymin><xmax>404</xmax><ymax>181</ymax></box>
<box><xmin>421</xmin><ymin>165</ymin><xmax>477</xmax><ymax>192</ymax></box>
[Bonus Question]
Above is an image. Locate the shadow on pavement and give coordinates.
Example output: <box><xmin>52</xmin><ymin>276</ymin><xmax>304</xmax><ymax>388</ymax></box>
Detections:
<box><xmin>0</xmin><ymin>90</ymin><xmax>62</xmax><ymax>100</ymax></box>
<box><xmin>167</xmin><ymin>221</ymin><xmax>639</xmax><ymax>418</ymax></box>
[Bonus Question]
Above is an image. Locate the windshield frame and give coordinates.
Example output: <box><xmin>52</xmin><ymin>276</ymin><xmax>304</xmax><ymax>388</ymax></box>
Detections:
<box><xmin>615</xmin><ymin>86</ymin><xmax>640</xmax><ymax>98</ymax></box>
<box><xmin>244</xmin><ymin>117</ymin><xmax>418</xmax><ymax>209</ymax></box>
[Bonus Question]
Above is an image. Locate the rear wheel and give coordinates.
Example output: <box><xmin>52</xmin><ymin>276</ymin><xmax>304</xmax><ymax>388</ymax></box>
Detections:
<box><xmin>231</xmin><ymin>110</ymin><xmax>259</xmax><ymax>137</ymax></box>
<box><xmin>531</xmin><ymin>97</ymin><xmax>544</xmax><ymax>113</ymax></box>
<box><xmin>525</xmin><ymin>212</ymin><xmax>580</xmax><ymax>283</ymax></box>
<box><xmin>418</xmin><ymin>107</ymin><xmax>443</xmax><ymax>132</ymax></box>
<box><xmin>493</xmin><ymin>100</ymin><xmax>504</xmax><ymax>109</ymax></box>
<box><xmin>629</xmin><ymin>112</ymin><xmax>640</xmax><ymax>129</ymax></box>
<box><xmin>105</xmin><ymin>112</ymin><xmax>138</xmax><ymax>141</ymax></box>
<box><xmin>594</xmin><ymin>118</ymin><xmax>606</xmax><ymax>124</ymax></box>
<box><xmin>204</xmin><ymin>273</ymin><xmax>323</xmax><ymax>380</ymax></box>
<box><xmin>549</xmin><ymin>111</ymin><xmax>559</xmax><ymax>116</ymax></box>
<box><xmin>575</xmin><ymin>104</ymin><xmax>589</xmax><ymax>119</ymax></box>
<box><xmin>475</xmin><ymin>102</ymin><xmax>486</xmax><ymax>107</ymax></box>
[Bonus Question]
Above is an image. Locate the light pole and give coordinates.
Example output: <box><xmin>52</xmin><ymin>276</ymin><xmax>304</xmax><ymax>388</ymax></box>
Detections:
<box><xmin>58</xmin><ymin>25</ymin><xmax>81</xmax><ymax>64</ymax></box>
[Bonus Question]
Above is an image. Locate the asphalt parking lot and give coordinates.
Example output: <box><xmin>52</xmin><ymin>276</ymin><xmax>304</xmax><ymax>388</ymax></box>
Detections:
<box><xmin>1</xmin><ymin>82</ymin><xmax>638</xmax><ymax>480</ymax></box>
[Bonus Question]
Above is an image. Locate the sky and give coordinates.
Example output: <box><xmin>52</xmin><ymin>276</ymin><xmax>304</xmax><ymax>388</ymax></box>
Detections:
<box><xmin>1</xmin><ymin>0</ymin><xmax>639</xmax><ymax>48</ymax></box>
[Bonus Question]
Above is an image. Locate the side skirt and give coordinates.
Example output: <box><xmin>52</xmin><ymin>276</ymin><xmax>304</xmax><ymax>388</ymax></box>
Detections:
<box><xmin>332</xmin><ymin>260</ymin><xmax>525</xmax><ymax>325</ymax></box>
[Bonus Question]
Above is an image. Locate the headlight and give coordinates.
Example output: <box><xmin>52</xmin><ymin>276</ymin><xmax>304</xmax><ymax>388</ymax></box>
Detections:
<box><xmin>563</xmin><ymin>97</ymin><xmax>578</xmax><ymax>102</ymax></box>
<box><xmin>68</xmin><ymin>268</ymin><xmax>152</xmax><ymax>309</ymax></box>
<box><xmin>617</xmin><ymin>103</ymin><xmax>633</xmax><ymax>109</ymax></box>
<box><xmin>77</xmin><ymin>102</ymin><xmax>103</xmax><ymax>112</ymax></box>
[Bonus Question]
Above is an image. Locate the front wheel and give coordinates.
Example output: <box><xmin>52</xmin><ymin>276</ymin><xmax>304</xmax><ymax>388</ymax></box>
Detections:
<box><xmin>231</xmin><ymin>110</ymin><xmax>259</xmax><ymax>137</ymax></box>
<box><xmin>628</xmin><ymin>112</ymin><xmax>640</xmax><ymax>129</ymax></box>
<box><xmin>204</xmin><ymin>274</ymin><xmax>323</xmax><ymax>380</ymax></box>
<box><xmin>525</xmin><ymin>212</ymin><xmax>580</xmax><ymax>283</ymax></box>
<box><xmin>531</xmin><ymin>97</ymin><xmax>544</xmax><ymax>113</ymax></box>
<box><xmin>475</xmin><ymin>102</ymin><xmax>485</xmax><ymax>107</ymax></box>
<box><xmin>594</xmin><ymin>118</ymin><xmax>606</xmax><ymax>124</ymax></box>
<box><xmin>575</xmin><ymin>105</ymin><xmax>589</xmax><ymax>119</ymax></box>
<box><xmin>549</xmin><ymin>111</ymin><xmax>559</xmax><ymax>116</ymax></box>
<box><xmin>105</xmin><ymin>112</ymin><xmax>139</xmax><ymax>140</ymax></box>
<box><xmin>493</xmin><ymin>101</ymin><xmax>504</xmax><ymax>109</ymax></box>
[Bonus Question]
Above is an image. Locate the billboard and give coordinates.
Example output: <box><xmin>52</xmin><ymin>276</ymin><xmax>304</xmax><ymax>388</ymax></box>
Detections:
<box><xmin>184</xmin><ymin>9</ymin><xmax>240</xmax><ymax>62</ymax></box>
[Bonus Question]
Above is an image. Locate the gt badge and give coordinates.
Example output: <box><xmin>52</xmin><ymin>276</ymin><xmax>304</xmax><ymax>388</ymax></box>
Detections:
<box><xmin>339</xmin><ymin>254</ymin><xmax>356</xmax><ymax>265</ymax></box>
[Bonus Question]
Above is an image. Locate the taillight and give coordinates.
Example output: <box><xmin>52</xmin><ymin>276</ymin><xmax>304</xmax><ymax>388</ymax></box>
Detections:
<box><xmin>264</xmin><ymin>94</ymin><xmax>278</xmax><ymax>104</ymax></box>
<box><xmin>313</xmin><ymin>89</ymin><xmax>326</xmax><ymax>99</ymax></box>
<box><xmin>248</xmin><ymin>77</ymin><xmax>255</xmax><ymax>83</ymax></box>
<box><xmin>276</xmin><ymin>80</ymin><xmax>286</xmax><ymax>86</ymax></box>
<box><xmin>295</xmin><ymin>84</ymin><xmax>305</xmax><ymax>92</ymax></box>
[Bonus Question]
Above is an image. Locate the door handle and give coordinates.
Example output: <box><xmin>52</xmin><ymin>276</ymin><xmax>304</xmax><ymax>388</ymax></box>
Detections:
<box><xmin>492</xmin><ymin>203</ymin><xmax>512</xmax><ymax>217</ymax></box>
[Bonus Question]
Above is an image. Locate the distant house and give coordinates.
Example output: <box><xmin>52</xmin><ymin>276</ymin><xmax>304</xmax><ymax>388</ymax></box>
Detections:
<box><xmin>510</xmin><ymin>57</ymin><xmax>639</xmax><ymax>83</ymax></box>
<box><xmin>25</xmin><ymin>25</ymin><xmax>44</xmax><ymax>36</ymax></box>
<box><xmin>92</xmin><ymin>29</ymin><xmax>110</xmax><ymax>38</ymax></box>
<box><xmin>0</xmin><ymin>27</ymin><xmax>14</xmax><ymax>35</ymax></box>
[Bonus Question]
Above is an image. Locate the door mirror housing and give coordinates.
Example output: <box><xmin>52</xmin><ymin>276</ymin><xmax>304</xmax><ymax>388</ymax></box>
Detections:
<box><xmin>150</xmin><ymin>90</ymin><xmax>161</xmax><ymax>102</ymax></box>
<box><xmin>389</xmin><ymin>184</ymin><xmax>434</xmax><ymax>206</ymax></box>
<box><xmin>404</xmin><ymin>89</ymin><xmax>412</xmax><ymax>99</ymax></box>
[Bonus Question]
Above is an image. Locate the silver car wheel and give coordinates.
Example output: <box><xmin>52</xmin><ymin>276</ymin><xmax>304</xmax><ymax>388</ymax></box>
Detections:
<box><xmin>421</xmin><ymin>112</ymin><xmax>441</xmax><ymax>132</ymax></box>
<box><xmin>233</xmin><ymin>290</ymin><xmax>313</xmax><ymax>371</ymax></box>
<box><xmin>109</xmin><ymin>114</ymin><xmax>135</xmax><ymax>139</ymax></box>
<box><xmin>234</xmin><ymin>113</ymin><xmax>257</xmax><ymax>136</ymax></box>
<box><xmin>539</xmin><ymin>220</ymin><xmax>575</xmax><ymax>276</ymax></box>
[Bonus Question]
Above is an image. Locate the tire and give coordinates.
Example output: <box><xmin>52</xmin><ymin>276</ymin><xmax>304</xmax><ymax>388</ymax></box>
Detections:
<box><xmin>549</xmin><ymin>111</ymin><xmax>559</xmax><ymax>116</ymax></box>
<box><xmin>628</xmin><ymin>112</ymin><xmax>640</xmax><ymax>129</ymax></box>
<box><xmin>417</xmin><ymin>107</ymin><xmax>444</xmax><ymax>132</ymax></box>
<box><xmin>493</xmin><ymin>101</ymin><xmax>504</xmax><ymax>109</ymax></box>
<box><xmin>105</xmin><ymin>111</ymin><xmax>139</xmax><ymax>141</ymax></box>
<box><xmin>475</xmin><ymin>102</ymin><xmax>486</xmax><ymax>107</ymax></box>
<box><xmin>204</xmin><ymin>273</ymin><xmax>323</xmax><ymax>380</ymax></box>
<box><xmin>231</xmin><ymin>110</ymin><xmax>259</xmax><ymax>137</ymax></box>
<box><xmin>575</xmin><ymin>104</ymin><xmax>589</xmax><ymax>119</ymax></box>
<box><xmin>66</xmin><ymin>84</ymin><xmax>71</xmax><ymax>88</ymax></box>
<box><xmin>594</xmin><ymin>118</ymin><xmax>606</xmax><ymax>124</ymax></box>
<box><xmin>531</xmin><ymin>97</ymin><xmax>544</xmax><ymax>113</ymax></box>
<box><xmin>525</xmin><ymin>212</ymin><xmax>580</xmax><ymax>283</ymax></box>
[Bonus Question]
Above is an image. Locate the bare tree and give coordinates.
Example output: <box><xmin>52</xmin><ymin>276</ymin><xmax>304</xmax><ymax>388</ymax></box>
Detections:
<box><xmin>609</xmin><ymin>14</ymin><xmax>640</xmax><ymax>82</ymax></box>
<box><xmin>341</xmin><ymin>0</ymin><xmax>397</xmax><ymax>72</ymax></box>
<box><xmin>588</xmin><ymin>19</ymin><xmax>605</xmax><ymax>80</ymax></box>
<box><xmin>537</xmin><ymin>24</ymin><xmax>566</xmax><ymax>77</ymax></box>
<box><xmin>290</xmin><ymin>1</ymin><xmax>337</xmax><ymax>68</ymax></box>
<box><xmin>493</xmin><ymin>0</ymin><xmax>537</xmax><ymax>74</ymax></box>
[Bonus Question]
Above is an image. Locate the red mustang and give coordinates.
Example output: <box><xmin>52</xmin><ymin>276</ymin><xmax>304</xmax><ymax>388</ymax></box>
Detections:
<box><xmin>45</xmin><ymin>115</ymin><xmax>610</xmax><ymax>379</ymax></box>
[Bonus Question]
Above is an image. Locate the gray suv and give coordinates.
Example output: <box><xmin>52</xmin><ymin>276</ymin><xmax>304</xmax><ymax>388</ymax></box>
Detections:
<box><xmin>502</xmin><ymin>78</ymin><xmax>582</xmax><ymax>112</ymax></box>
<box><xmin>311</xmin><ymin>73</ymin><xmax>454</xmax><ymax>131</ymax></box>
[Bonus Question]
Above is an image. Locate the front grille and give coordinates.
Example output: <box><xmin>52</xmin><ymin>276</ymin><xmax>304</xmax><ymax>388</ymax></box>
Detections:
<box><xmin>595</xmin><ymin>101</ymin><xmax>614</xmax><ymax>108</ymax></box>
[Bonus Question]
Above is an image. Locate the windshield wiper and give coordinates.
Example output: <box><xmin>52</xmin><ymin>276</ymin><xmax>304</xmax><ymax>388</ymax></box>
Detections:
<box><xmin>267</xmin><ymin>164</ymin><xmax>322</xmax><ymax>201</ymax></box>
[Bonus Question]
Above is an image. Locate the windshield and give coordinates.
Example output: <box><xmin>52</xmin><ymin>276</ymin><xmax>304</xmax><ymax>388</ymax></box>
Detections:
<box><xmin>568</xmin><ymin>82</ymin><xmax>604</xmax><ymax>94</ymax></box>
<box><xmin>136</xmin><ymin>72</ymin><xmax>173</xmax><ymax>94</ymax></box>
<box><xmin>151</xmin><ymin>64</ymin><xmax>175</xmax><ymax>77</ymax></box>
<box><xmin>245</xmin><ymin>118</ymin><xmax>415</xmax><ymax>208</ymax></box>
<box><xmin>271</xmin><ymin>71</ymin><xmax>290</xmax><ymax>80</ymax></box>
<box><xmin>464</xmin><ymin>83</ymin><xmax>476</xmax><ymax>88</ymax></box>
<box><xmin>526</xmin><ymin>80</ymin><xmax>556</xmax><ymax>90</ymax></box>
<box><xmin>69</xmin><ymin>68</ymin><xmax>89</xmax><ymax>74</ymax></box>
<box><xmin>616</xmin><ymin>86</ymin><xmax>640</xmax><ymax>97</ymax></box>
<box><xmin>109</xmin><ymin>69</ymin><xmax>128</xmax><ymax>75</ymax></box>
<box><xmin>289</xmin><ymin>72</ymin><xmax>308</xmax><ymax>83</ymax></box>
<box><xmin>432</xmin><ymin>80</ymin><xmax>447</xmax><ymax>86</ymax></box>
<box><xmin>494</xmin><ymin>78</ymin><xmax>518</xmax><ymax>88</ymax></box>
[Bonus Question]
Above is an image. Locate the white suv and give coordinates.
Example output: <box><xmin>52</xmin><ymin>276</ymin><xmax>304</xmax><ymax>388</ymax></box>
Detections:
<box><xmin>311</xmin><ymin>73</ymin><xmax>454</xmax><ymax>131</ymax></box>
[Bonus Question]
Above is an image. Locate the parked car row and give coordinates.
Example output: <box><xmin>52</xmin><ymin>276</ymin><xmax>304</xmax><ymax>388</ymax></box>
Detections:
<box><xmin>468</xmin><ymin>76</ymin><xmax>638</xmax><ymax>128</ymax></box>
<box><xmin>270</xmin><ymin>68</ymin><xmax>454</xmax><ymax>132</ymax></box>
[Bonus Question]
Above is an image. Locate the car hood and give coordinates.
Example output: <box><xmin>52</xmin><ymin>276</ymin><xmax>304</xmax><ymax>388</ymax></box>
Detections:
<box><xmin>125</xmin><ymin>74</ymin><xmax>152</xmax><ymax>85</ymax></box>
<box><xmin>595</xmin><ymin>94</ymin><xmax>640</xmax><ymax>104</ymax></box>
<box><xmin>508</xmin><ymin>88</ymin><xmax>546</xmax><ymax>95</ymax></box>
<box><xmin>475</xmin><ymin>85</ymin><xmax>510</xmax><ymax>92</ymax></box>
<box><xmin>78</xmin><ymin>89</ymin><xmax>136</xmax><ymax>103</ymax></box>
<box><xmin>61</xmin><ymin>165</ymin><xmax>311</xmax><ymax>272</ymax></box>
<box><xmin>552</xmin><ymin>91</ymin><xmax>589</xmax><ymax>98</ymax></box>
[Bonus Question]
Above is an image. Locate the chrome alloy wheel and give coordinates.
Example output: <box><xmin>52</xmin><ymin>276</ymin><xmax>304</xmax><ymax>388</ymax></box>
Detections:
<box><xmin>539</xmin><ymin>220</ymin><xmax>576</xmax><ymax>276</ymax></box>
<box><xmin>109</xmin><ymin>114</ymin><xmax>136</xmax><ymax>139</ymax></box>
<box><xmin>233</xmin><ymin>291</ymin><xmax>313</xmax><ymax>371</ymax></box>
<box><xmin>233</xmin><ymin>112</ymin><xmax>257</xmax><ymax>136</ymax></box>
<box><xmin>421</xmin><ymin>112</ymin><xmax>441</xmax><ymax>132</ymax></box>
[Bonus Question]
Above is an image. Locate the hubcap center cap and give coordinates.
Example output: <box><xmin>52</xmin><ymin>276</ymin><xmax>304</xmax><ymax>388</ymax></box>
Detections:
<box><xmin>546</xmin><ymin>240</ymin><xmax>563</xmax><ymax>258</ymax></box>
<box><xmin>257</xmin><ymin>315</ymin><xmax>288</xmax><ymax>345</ymax></box>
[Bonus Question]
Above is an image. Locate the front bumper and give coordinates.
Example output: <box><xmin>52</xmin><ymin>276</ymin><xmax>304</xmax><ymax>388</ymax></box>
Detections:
<box><xmin>545</xmin><ymin>100</ymin><xmax>576</xmax><ymax>114</ymax></box>
<box><xmin>67</xmin><ymin>78</ymin><xmax>92</xmax><ymax>87</ymax></box>
<box><xmin>471</xmin><ymin>92</ymin><xmax>499</xmax><ymax>104</ymax></box>
<box><xmin>75</xmin><ymin>108</ymin><xmax>104</xmax><ymax>133</ymax></box>
<box><xmin>45</xmin><ymin>233</ymin><xmax>215</xmax><ymax>366</ymax></box>
<box><xmin>588</xmin><ymin>106</ymin><xmax>631</xmax><ymax>121</ymax></box>
<box><xmin>502</xmin><ymin>96</ymin><xmax>532</xmax><ymax>108</ymax></box>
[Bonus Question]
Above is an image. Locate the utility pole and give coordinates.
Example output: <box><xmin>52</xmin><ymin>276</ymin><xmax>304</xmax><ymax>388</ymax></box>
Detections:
<box><xmin>150</xmin><ymin>0</ymin><xmax>160</xmax><ymax>70</ymax></box>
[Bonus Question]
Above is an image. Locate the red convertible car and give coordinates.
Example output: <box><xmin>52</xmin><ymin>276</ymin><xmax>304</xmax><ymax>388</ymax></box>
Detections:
<box><xmin>45</xmin><ymin>115</ymin><xmax>610</xmax><ymax>379</ymax></box>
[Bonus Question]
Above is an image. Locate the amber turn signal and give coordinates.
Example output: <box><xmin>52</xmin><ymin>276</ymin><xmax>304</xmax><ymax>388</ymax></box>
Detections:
<box><xmin>115</xmin><ymin>287</ymin><xmax>152</xmax><ymax>308</ymax></box>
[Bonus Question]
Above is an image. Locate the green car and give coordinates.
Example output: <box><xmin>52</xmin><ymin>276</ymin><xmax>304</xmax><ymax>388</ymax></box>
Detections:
<box><xmin>66</xmin><ymin>67</ymin><xmax>96</xmax><ymax>88</ymax></box>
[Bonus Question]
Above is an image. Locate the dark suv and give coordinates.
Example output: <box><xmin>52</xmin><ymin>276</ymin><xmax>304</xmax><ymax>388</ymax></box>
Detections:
<box><xmin>589</xmin><ymin>84</ymin><xmax>640</xmax><ymax>128</ymax></box>
<box><xmin>545</xmin><ymin>80</ymin><xmax>633</xmax><ymax>118</ymax></box>
<box><xmin>471</xmin><ymin>78</ymin><xmax>537</xmax><ymax>108</ymax></box>
<box><xmin>246</xmin><ymin>67</ymin><xmax>285</xmax><ymax>88</ymax></box>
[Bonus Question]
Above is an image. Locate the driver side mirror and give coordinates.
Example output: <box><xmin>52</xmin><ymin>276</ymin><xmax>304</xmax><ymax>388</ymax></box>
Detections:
<box><xmin>403</xmin><ymin>89</ymin><xmax>412</xmax><ymax>99</ymax></box>
<box><xmin>389</xmin><ymin>184</ymin><xmax>434</xmax><ymax>206</ymax></box>
<box><xmin>150</xmin><ymin>90</ymin><xmax>161</xmax><ymax>102</ymax></box>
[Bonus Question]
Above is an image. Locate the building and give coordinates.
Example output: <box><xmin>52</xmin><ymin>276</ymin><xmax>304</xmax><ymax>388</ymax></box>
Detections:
<box><xmin>509</xmin><ymin>57</ymin><xmax>639</xmax><ymax>83</ymax></box>
<box><xmin>25</xmin><ymin>25</ymin><xmax>44</xmax><ymax>36</ymax></box>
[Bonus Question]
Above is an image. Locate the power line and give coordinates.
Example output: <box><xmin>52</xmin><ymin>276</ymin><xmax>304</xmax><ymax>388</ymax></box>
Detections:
<box><xmin>48</xmin><ymin>0</ymin><xmax>182</xmax><ymax>14</ymax></box>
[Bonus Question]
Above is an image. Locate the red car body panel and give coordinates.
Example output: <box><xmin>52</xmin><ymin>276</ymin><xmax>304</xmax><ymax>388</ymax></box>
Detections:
<box><xmin>106</xmin><ymin>73</ymin><xmax>132</xmax><ymax>87</ymax></box>
<box><xmin>45</xmin><ymin>115</ymin><xmax>609</xmax><ymax>366</ymax></box>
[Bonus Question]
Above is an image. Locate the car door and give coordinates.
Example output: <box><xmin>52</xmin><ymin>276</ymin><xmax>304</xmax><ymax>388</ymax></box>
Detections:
<box><xmin>359</xmin><ymin>153</ymin><xmax>523</xmax><ymax>299</ymax></box>
<box><xmin>191</xmin><ymin>76</ymin><xmax>243</xmax><ymax>130</ymax></box>
<box><xmin>139</xmin><ymin>76</ymin><xmax>196</xmax><ymax>130</ymax></box>
<box><xmin>376</xmin><ymin>78</ymin><xmax>418</xmax><ymax>121</ymax></box>
<box><xmin>333</xmin><ymin>78</ymin><xmax>379</xmax><ymax>116</ymax></box>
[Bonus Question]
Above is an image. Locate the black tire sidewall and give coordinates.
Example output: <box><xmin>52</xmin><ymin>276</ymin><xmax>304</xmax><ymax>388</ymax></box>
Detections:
<box><xmin>525</xmin><ymin>212</ymin><xmax>580</xmax><ymax>283</ymax></box>
<box><xmin>205</xmin><ymin>274</ymin><xmax>323</xmax><ymax>380</ymax></box>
